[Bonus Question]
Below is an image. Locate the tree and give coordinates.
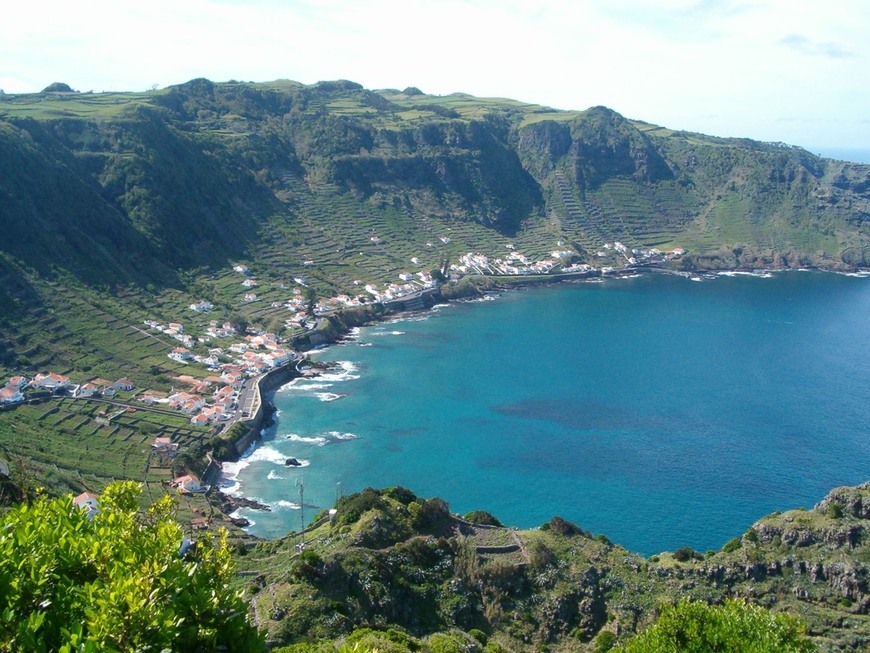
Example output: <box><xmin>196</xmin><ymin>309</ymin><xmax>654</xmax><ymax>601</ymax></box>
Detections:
<box><xmin>305</xmin><ymin>287</ymin><xmax>318</xmax><ymax>315</ymax></box>
<box><xmin>41</xmin><ymin>82</ymin><xmax>74</xmax><ymax>93</ymax></box>
<box><xmin>0</xmin><ymin>482</ymin><xmax>264</xmax><ymax>652</ymax></box>
<box><xmin>617</xmin><ymin>599</ymin><xmax>814</xmax><ymax>652</ymax></box>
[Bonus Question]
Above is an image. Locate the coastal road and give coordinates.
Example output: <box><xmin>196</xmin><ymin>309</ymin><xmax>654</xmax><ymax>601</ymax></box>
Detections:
<box><xmin>234</xmin><ymin>378</ymin><xmax>260</xmax><ymax>424</ymax></box>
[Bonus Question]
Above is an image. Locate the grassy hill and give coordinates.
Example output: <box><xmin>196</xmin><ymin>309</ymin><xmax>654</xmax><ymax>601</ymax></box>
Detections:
<box><xmin>0</xmin><ymin>75</ymin><xmax>868</xmax><ymax>514</ymax></box>
<box><xmin>236</xmin><ymin>482</ymin><xmax>870</xmax><ymax>651</ymax></box>
<box><xmin>1</xmin><ymin>77</ymin><xmax>869</xmax><ymax>650</ymax></box>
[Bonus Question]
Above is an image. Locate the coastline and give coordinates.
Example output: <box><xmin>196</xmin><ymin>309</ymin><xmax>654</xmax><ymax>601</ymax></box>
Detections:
<box><xmin>214</xmin><ymin>264</ymin><xmax>869</xmax><ymax>534</ymax></box>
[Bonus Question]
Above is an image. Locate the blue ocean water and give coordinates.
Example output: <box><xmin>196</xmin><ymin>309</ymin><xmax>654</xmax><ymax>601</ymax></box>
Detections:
<box><xmin>224</xmin><ymin>272</ymin><xmax>870</xmax><ymax>556</ymax></box>
<box><xmin>812</xmin><ymin>147</ymin><xmax>870</xmax><ymax>164</ymax></box>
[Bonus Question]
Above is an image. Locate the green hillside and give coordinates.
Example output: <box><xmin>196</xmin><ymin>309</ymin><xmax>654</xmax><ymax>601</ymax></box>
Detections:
<box><xmin>0</xmin><ymin>75</ymin><xmax>868</xmax><ymax>513</ymax></box>
<box><xmin>1</xmin><ymin>79</ymin><xmax>869</xmax><ymax>648</ymax></box>
<box><xmin>235</xmin><ymin>482</ymin><xmax>870</xmax><ymax>651</ymax></box>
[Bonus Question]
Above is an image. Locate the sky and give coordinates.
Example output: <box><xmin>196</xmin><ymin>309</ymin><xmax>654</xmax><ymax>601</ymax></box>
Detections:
<box><xmin>2</xmin><ymin>0</ymin><xmax>868</xmax><ymax>150</ymax></box>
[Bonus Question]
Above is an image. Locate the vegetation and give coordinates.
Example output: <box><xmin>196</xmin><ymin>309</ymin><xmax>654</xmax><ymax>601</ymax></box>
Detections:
<box><xmin>0</xmin><ymin>468</ymin><xmax>869</xmax><ymax>650</ymax></box>
<box><xmin>224</xmin><ymin>481</ymin><xmax>870</xmax><ymax>651</ymax></box>
<box><xmin>616</xmin><ymin>599</ymin><xmax>814</xmax><ymax>652</ymax></box>
<box><xmin>0</xmin><ymin>77</ymin><xmax>869</xmax><ymax>649</ymax></box>
<box><xmin>0</xmin><ymin>481</ymin><xmax>262</xmax><ymax>651</ymax></box>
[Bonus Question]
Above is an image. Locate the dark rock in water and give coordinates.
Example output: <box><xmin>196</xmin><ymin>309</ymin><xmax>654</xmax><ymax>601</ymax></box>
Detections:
<box><xmin>285</xmin><ymin>457</ymin><xmax>301</xmax><ymax>466</ymax></box>
<box><xmin>222</xmin><ymin>495</ymin><xmax>271</xmax><ymax>513</ymax></box>
<box><xmin>230</xmin><ymin>516</ymin><xmax>251</xmax><ymax>527</ymax></box>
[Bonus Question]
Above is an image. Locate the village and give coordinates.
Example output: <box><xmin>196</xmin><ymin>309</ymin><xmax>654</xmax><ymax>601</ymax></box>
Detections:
<box><xmin>0</xmin><ymin>243</ymin><xmax>688</xmax><ymax>413</ymax></box>
<box><xmin>0</xmin><ymin>244</ymin><xmax>687</xmax><ymax>516</ymax></box>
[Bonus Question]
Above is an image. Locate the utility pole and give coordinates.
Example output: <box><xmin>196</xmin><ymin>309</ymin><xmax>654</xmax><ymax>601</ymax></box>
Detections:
<box><xmin>297</xmin><ymin>476</ymin><xmax>305</xmax><ymax>547</ymax></box>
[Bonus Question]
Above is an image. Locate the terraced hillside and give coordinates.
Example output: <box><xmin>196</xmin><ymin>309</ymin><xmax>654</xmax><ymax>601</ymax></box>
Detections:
<box><xmin>0</xmin><ymin>77</ymin><xmax>869</xmax><ymax>498</ymax></box>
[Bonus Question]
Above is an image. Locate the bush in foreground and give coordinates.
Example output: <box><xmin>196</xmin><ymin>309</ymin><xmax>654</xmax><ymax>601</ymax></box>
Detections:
<box><xmin>617</xmin><ymin>598</ymin><xmax>814</xmax><ymax>652</ymax></box>
<box><xmin>0</xmin><ymin>482</ymin><xmax>263</xmax><ymax>652</ymax></box>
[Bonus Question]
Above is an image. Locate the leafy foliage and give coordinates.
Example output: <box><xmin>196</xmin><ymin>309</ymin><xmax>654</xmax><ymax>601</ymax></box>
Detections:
<box><xmin>617</xmin><ymin>599</ymin><xmax>814</xmax><ymax>652</ymax></box>
<box><xmin>0</xmin><ymin>482</ymin><xmax>263</xmax><ymax>651</ymax></box>
<box><xmin>463</xmin><ymin>511</ymin><xmax>503</xmax><ymax>527</ymax></box>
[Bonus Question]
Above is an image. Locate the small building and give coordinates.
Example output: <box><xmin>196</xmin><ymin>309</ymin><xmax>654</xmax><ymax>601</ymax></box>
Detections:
<box><xmin>0</xmin><ymin>385</ymin><xmax>23</xmax><ymax>404</ymax></box>
<box><xmin>111</xmin><ymin>378</ymin><xmax>135</xmax><ymax>392</ymax></box>
<box><xmin>189</xmin><ymin>300</ymin><xmax>214</xmax><ymax>313</ymax></box>
<box><xmin>32</xmin><ymin>373</ymin><xmax>71</xmax><ymax>391</ymax></box>
<box><xmin>139</xmin><ymin>390</ymin><xmax>168</xmax><ymax>404</ymax></box>
<box><xmin>73</xmin><ymin>492</ymin><xmax>100</xmax><ymax>519</ymax></box>
<box><xmin>172</xmin><ymin>474</ymin><xmax>203</xmax><ymax>493</ymax></box>
<box><xmin>8</xmin><ymin>376</ymin><xmax>28</xmax><ymax>389</ymax></box>
<box><xmin>76</xmin><ymin>382</ymin><xmax>101</xmax><ymax>398</ymax></box>
<box><xmin>189</xmin><ymin>413</ymin><xmax>209</xmax><ymax>426</ymax></box>
<box><xmin>169</xmin><ymin>347</ymin><xmax>193</xmax><ymax>363</ymax></box>
<box><xmin>152</xmin><ymin>437</ymin><xmax>178</xmax><ymax>454</ymax></box>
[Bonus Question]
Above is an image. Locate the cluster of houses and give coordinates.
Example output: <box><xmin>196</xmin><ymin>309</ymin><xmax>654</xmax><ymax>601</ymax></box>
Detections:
<box><xmin>144</xmin><ymin>320</ymin><xmax>195</xmax><ymax>348</ymax></box>
<box><xmin>449</xmin><ymin>244</ymin><xmax>687</xmax><ymax>277</ymax></box>
<box><xmin>159</xmin><ymin>319</ymin><xmax>296</xmax><ymax>377</ymax></box>
<box><xmin>453</xmin><ymin>251</ymin><xmax>562</xmax><ymax>276</ymax></box>
<box><xmin>0</xmin><ymin>373</ymin><xmax>136</xmax><ymax>406</ymax></box>
<box><xmin>0</xmin><ymin>366</ymin><xmax>242</xmax><ymax>428</ymax></box>
<box><xmin>354</xmin><ymin>271</ymin><xmax>438</xmax><ymax>304</ymax></box>
<box><xmin>595</xmin><ymin>242</ymin><xmax>686</xmax><ymax>266</ymax></box>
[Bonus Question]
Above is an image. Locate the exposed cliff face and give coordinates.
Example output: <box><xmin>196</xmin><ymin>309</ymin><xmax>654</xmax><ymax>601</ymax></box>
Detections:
<box><xmin>326</xmin><ymin>118</ymin><xmax>543</xmax><ymax>233</ymax></box>
<box><xmin>568</xmin><ymin>106</ymin><xmax>675</xmax><ymax>189</ymax></box>
<box><xmin>514</xmin><ymin>108</ymin><xmax>674</xmax><ymax>191</ymax></box>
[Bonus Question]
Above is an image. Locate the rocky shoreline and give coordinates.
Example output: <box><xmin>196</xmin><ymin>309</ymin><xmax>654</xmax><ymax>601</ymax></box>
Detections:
<box><xmin>213</xmin><ymin>266</ymin><xmax>869</xmax><ymax>535</ymax></box>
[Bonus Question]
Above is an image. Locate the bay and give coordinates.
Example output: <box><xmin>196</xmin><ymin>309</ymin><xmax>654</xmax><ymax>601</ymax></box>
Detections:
<box><xmin>224</xmin><ymin>271</ymin><xmax>870</xmax><ymax>556</ymax></box>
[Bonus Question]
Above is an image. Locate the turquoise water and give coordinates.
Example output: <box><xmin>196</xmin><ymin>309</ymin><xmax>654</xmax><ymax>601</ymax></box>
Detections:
<box><xmin>224</xmin><ymin>272</ymin><xmax>870</xmax><ymax>555</ymax></box>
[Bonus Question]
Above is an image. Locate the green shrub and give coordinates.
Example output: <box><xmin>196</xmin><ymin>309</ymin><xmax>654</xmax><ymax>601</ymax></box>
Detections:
<box><xmin>722</xmin><ymin>537</ymin><xmax>742</xmax><ymax>553</ymax></box>
<box><xmin>335</xmin><ymin>488</ymin><xmax>388</xmax><ymax>527</ymax></box>
<box><xmin>0</xmin><ymin>482</ymin><xmax>263</xmax><ymax>651</ymax></box>
<box><xmin>594</xmin><ymin>630</ymin><xmax>617</xmax><ymax>652</ymax></box>
<box><xmin>542</xmin><ymin>516</ymin><xmax>588</xmax><ymax>537</ymax></box>
<box><xmin>464</xmin><ymin>510</ymin><xmax>503</xmax><ymax>527</ymax></box>
<box><xmin>468</xmin><ymin>628</ymin><xmax>488</xmax><ymax>645</ymax></box>
<box><xmin>411</xmin><ymin>497</ymin><xmax>451</xmax><ymax>531</ymax></box>
<box><xmin>428</xmin><ymin>632</ymin><xmax>465</xmax><ymax>653</ymax></box>
<box><xmin>616</xmin><ymin>599</ymin><xmax>813</xmax><ymax>652</ymax></box>
<box><xmin>385</xmin><ymin>486</ymin><xmax>418</xmax><ymax>505</ymax></box>
<box><xmin>827</xmin><ymin>502</ymin><xmax>845</xmax><ymax>519</ymax></box>
<box><xmin>673</xmin><ymin>546</ymin><xmax>702</xmax><ymax>562</ymax></box>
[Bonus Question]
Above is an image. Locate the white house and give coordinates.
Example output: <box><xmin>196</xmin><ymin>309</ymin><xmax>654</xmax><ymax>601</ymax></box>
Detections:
<box><xmin>190</xmin><ymin>413</ymin><xmax>210</xmax><ymax>426</ymax></box>
<box><xmin>32</xmin><ymin>373</ymin><xmax>71</xmax><ymax>391</ymax></box>
<box><xmin>73</xmin><ymin>492</ymin><xmax>100</xmax><ymax>519</ymax></box>
<box><xmin>111</xmin><ymin>378</ymin><xmax>135</xmax><ymax>392</ymax></box>
<box><xmin>172</xmin><ymin>474</ymin><xmax>203</xmax><ymax>493</ymax></box>
<box><xmin>189</xmin><ymin>300</ymin><xmax>214</xmax><ymax>313</ymax></box>
<box><xmin>269</xmin><ymin>349</ymin><xmax>293</xmax><ymax>366</ymax></box>
<box><xmin>169</xmin><ymin>347</ymin><xmax>193</xmax><ymax>363</ymax></box>
<box><xmin>76</xmin><ymin>382</ymin><xmax>101</xmax><ymax>398</ymax></box>
<box><xmin>0</xmin><ymin>385</ymin><xmax>23</xmax><ymax>404</ymax></box>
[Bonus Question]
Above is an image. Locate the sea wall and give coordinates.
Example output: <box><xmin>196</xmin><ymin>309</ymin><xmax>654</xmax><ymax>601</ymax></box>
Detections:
<box><xmin>228</xmin><ymin>362</ymin><xmax>301</xmax><ymax>458</ymax></box>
